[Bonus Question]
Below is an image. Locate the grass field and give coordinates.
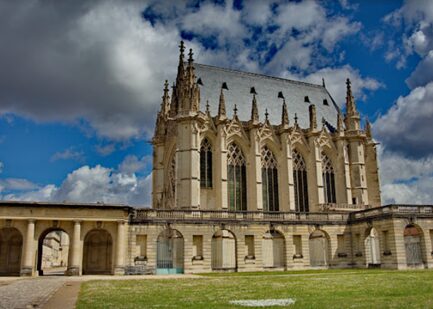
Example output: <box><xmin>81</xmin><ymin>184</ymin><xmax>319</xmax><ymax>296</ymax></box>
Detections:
<box><xmin>76</xmin><ymin>269</ymin><xmax>433</xmax><ymax>308</ymax></box>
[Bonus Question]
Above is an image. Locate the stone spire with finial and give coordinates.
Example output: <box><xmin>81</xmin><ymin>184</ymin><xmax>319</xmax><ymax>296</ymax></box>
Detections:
<box><xmin>217</xmin><ymin>86</ymin><xmax>227</xmax><ymax>121</ymax></box>
<box><xmin>161</xmin><ymin>80</ymin><xmax>170</xmax><ymax>115</ymax></box>
<box><xmin>294</xmin><ymin>113</ymin><xmax>299</xmax><ymax>127</ymax></box>
<box><xmin>309</xmin><ymin>104</ymin><xmax>317</xmax><ymax>131</ymax></box>
<box><xmin>365</xmin><ymin>118</ymin><xmax>372</xmax><ymax>139</ymax></box>
<box><xmin>281</xmin><ymin>99</ymin><xmax>289</xmax><ymax>127</ymax></box>
<box><xmin>251</xmin><ymin>94</ymin><xmax>259</xmax><ymax>124</ymax></box>
<box><xmin>337</xmin><ymin>111</ymin><xmax>344</xmax><ymax>132</ymax></box>
<box><xmin>233</xmin><ymin>104</ymin><xmax>239</xmax><ymax>120</ymax></box>
<box><xmin>264</xmin><ymin>108</ymin><xmax>270</xmax><ymax>125</ymax></box>
<box><xmin>344</xmin><ymin>78</ymin><xmax>361</xmax><ymax>131</ymax></box>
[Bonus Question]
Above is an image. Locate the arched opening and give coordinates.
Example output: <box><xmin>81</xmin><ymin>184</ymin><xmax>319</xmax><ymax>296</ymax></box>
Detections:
<box><xmin>293</xmin><ymin>150</ymin><xmax>309</xmax><ymax>212</ymax></box>
<box><xmin>261</xmin><ymin>146</ymin><xmax>279</xmax><ymax>212</ymax></box>
<box><xmin>309</xmin><ymin>230</ymin><xmax>329</xmax><ymax>267</ymax></box>
<box><xmin>211</xmin><ymin>229</ymin><xmax>237</xmax><ymax>271</ymax></box>
<box><xmin>37</xmin><ymin>229</ymin><xmax>70</xmax><ymax>276</ymax></box>
<box><xmin>227</xmin><ymin>143</ymin><xmax>247</xmax><ymax>211</ymax></box>
<box><xmin>404</xmin><ymin>224</ymin><xmax>424</xmax><ymax>267</ymax></box>
<box><xmin>364</xmin><ymin>227</ymin><xmax>381</xmax><ymax>267</ymax></box>
<box><xmin>262</xmin><ymin>230</ymin><xmax>285</xmax><ymax>268</ymax></box>
<box><xmin>83</xmin><ymin>229</ymin><xmax>113</xmax><ymax>275</ymax></box>
<box><xmin>156</xmin><ymin>229</ymin><xmax>184</xmax><ymax>274</ymax></box>
<box><xmin>321</xmin><ymin>152</ymin><xmax>336</xmax><ymax>204</ymax></box>
<box><xmin>0</xmin><ymin>227</ymin><xmax>23</xmax><ymax>276</ymax></box>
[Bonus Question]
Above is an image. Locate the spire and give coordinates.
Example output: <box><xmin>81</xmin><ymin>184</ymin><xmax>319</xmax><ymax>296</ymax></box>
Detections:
<box><xmin>217</xmin><ymin>86</ymin><xmax>227</xmax><ymax>120</ymax></box>
<box><xmin>265</xmin><ymin>108</ymin><xmax>270</xmax><ymax>124</ymax></box>
<box><xmin>161</xmin><ymin>80</ymin><xmax>170</xmax><ymax>115</ymax></box>
<box><xmin>309</xmin><ymin>104</ymin><xmax>317</xmax><ymax>130</ymax></box>
<box><xmin>346</xmin><ymin>78</ymin><xmax>357</xmax><ymax>116</ymax></box>
<box><xmin>251</xmin><ymin>94</ymin><xmax>259</xmax><ymax>123</ymax></box>
<box><xmin>176</xmin><ymin>41</ymin><xmax>185</xmax><ymax>84</ymax></box>
<box><xmin>365</xmin><ymin>118</ymin><xmax>372</xmax><ymax>138</ymax></box>
<box><xmin>186</xmin><ymin>48</ymin><xmax>195</xmax><ymax>86</ymax></box>
<box><xmin>205</xmin><ymin>100</ymin><xmax>210</xmax><ymax>115</ymax></box>
<box><xmin>322</xmin><ymin>77</ymin><xmax>326</xmax><ymax>88</ymax></box>
<box><xmin>337</xmin><ymin>111</ymin><xmax>344</xmax><ymax>132</ymax></box>
<box><xmin>233</xmin><ymin>104</ymin><xmax>238</xmax><ymax>119</ymax></box>
<box><xmin>294</xmin><ymin>113</ymin><xmax>299</xmax><ymax>127</ymax></box>
<box><xmin>281</xmin><ymin>99</ymin><xmax>289</xmax><ymax>127</ymax></box>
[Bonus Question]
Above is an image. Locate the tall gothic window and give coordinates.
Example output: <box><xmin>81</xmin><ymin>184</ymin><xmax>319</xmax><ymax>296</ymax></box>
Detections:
<box><xmin>227</xmin><ymin>143</ymin><xmax>247</xmax><ymax>211</ymax></box>
<box><xmin>166</xmin><ymin>153</ymin><xmax>176</xmax><ymax>209</ymax></box>
<box><xmin>322</xmin><ymin>153</ymin><xmax>336</xmax><ymax>204</ymax></box>
<box><xmin>293</xmin><ymin>150</ymin><xmax>309</xmax><ymax>212</ymax></box>
<box><xmin>200</xmin><ymin>138</ymin><xmax>212</xmax><ymax>188</ymax></box>
<box><xmin>261</xmin><ymin>146</ymin><xmax>279</xmax><ymax>212</ymax></box>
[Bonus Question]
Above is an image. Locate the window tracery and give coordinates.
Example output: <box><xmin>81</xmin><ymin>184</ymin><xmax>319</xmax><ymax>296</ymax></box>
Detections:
<box><xmin>292</xmin><ymin>150</ymin><xmax>309</xmax><ymax>212</ymax></box>
<box><xmin>200</xmin><ymin>138</ymin><xmax>213</xmax><ymax>188</ymax></box>
<box><xmin>321</xmin><ymin>152</ymin><xmax>336</xmax><ymax>204</ymax></box>
<box><xmin>261</xmin><ymin>146</ymin><xmax>279</xmax><ymax>212</ymax></box>
<box><xmin>227</xmin><ymin>143</ymin><xmax>247</xmax><ymax>211</ymax></box>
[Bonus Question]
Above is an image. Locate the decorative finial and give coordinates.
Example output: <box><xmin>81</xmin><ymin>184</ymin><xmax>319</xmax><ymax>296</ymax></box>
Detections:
<box><xmin>234</xmin><ymin>104</ymin><xmax>238</xmax><ymax>116</ymax></box>
<box><xmin>206</xmin><ymin>100</ymin><xmax>210</xmax><ymax>114</ymax></box>
<box><xmin>188</xmin><ymin>48</ymin><xmax>194</xmax><ymax>64</ymax></box>
<box><xmin>251</xmin><ymin>94</ymin><xmax>259</xmax><ymax>123</ymax></box>
<box><xmin>294</xmin><ymin>113</ymin><xmax>298</xmax><ymax>125</ymax></box>
<box><xmin>322</xmin><ymin>77</ymin><xmax>326</xmax><ymax>88</ymax></box>
<box><xmin>337</xmin><ymin>111</ymin><xmax>344</xmax><ymax>132</ymax></box>
<box><xmin>179</xmin><ymin>41</ymin><xmax>185</xmax><ymax>56</ymax></box>
<box><xmin>218</xmin><ymin>85</ymin><xmax>226</xmax><ymax>119</ymax></box>
<box><xmin>309</xmin><ymin>104</ymin><xmax>317</xmax><ymax>130</ymax></box>
<box><xmin>365</xmin><ymin>118</ymin><xmax>372</xmax><ymax>138</ymax></box>
<box><xmin>265</xmin><ymin>108</ymin><xmax>269</xmax><ymax>122</ymax></box>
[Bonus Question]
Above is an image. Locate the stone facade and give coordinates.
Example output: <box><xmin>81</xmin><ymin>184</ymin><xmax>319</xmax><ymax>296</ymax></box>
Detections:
<box><xmin>0</xmin><ymin>42</ymin><xmax>431</xmax><ymax>276</ymax></box>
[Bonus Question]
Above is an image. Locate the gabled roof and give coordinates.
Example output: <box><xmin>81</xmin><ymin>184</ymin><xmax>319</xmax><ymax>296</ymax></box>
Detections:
<box><xmin>194</xmin><ymin>63</ymin><xmax>340</xmax><ymax>129</ymax></box>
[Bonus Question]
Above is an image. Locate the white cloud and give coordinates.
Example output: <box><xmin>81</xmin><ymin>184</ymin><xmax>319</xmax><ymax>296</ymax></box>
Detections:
<box><xmin>374</xmin><ymin>81</ymin><xmax>433</xmax><ymax>158</ymax></box>
<box><xmin>2</xmin><ymin>164</ymin><xmax>152</xmax><ymax>208</ymax></box>
<box><xmin>240</xmin><ymin>0</ymin><xmax>273</xmax><ymax>26</ymax></box>
<box><xmin>51</xmin><ymin>148</ymin><xmax>85</xmax><ymax>163</ymax></box>
<box><xmin>406</xmin><ymin>50</ymin><xmax>433</xmax><ymax>88</ymax></box>
<box><xmin>0</xmin><ymin>178</ymin><xmax>38</xmax><ymax>192</ymax></box>
<box><xmin>378</xmin><ymin>146</ymin><xmax>433</xmax><ymax>204</ymax></box>
<box><xmin>283</xmin><ymin>65</ymin><xmax>383</xmax><ymax>107</ymax></box>
<box><xmin>95</xmin><ymin>143</ymin><xmax>116</xmax><ymax>156</ymax></box>
<box><xmin>118</xmin><ymin>155</ymin><xmax>151</xmax><ymax>174</ymax></box>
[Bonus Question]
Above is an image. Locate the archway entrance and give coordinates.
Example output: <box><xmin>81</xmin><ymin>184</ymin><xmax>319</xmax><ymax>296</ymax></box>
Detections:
<box><xmin>156</xmin><ymin>229</ymin><xmax>184</xmax><ymax>274</ymax></box>
<box><xmin>404</xmin><ymin>225</ymin><xmax>424</xmax><ymax>267</ymax></box>
<box><xmin>365</xmin><ymin>227</ymin><xmax>380</xmax><ymax>267</ymax></box>
<box><xmin>309</xmin><ymin>230</ymin><xmax>329</xmax><ymax>267</ymax></box>
<box><xmin>37</xmin><ymin>229</ymin><xmax>69</xmax><ymax>276</ymax></box>
<box><xmin>83</xmin><ymin>229</ymin><xmax>113</xmax><ymax>275</ymax></box>
<box><xmin>211</xmin><ymin>229</ymin><xmax>236</xmax><ymax>271</ymax></box>
<box><xmin>262</xmin><ymin>230</ymin><xmax>285</xmax><ymax>268</ymax></box>
<box><xmin>0</xmin><ymin>227</ymin><xmax>23</xmax><ymax>276</ymax></box>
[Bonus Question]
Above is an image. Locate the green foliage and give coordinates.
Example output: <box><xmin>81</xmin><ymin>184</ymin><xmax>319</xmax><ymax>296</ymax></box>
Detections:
<box><xmin>77</xmin><ymin>269</ymin><xmax>433</xmax><ymax>308</ymax></box>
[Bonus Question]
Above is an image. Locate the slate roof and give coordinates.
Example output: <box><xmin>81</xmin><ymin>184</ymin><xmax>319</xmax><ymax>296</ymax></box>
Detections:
<box><xmin>194</xmin><ymin>63</ymin><xmax>340</xmax><ymax>129</ymax></box>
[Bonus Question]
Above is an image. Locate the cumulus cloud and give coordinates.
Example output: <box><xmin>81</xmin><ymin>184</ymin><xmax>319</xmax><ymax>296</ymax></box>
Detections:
<box><xmin>0</xmin><ymin>178</ymin><xmax>39</xmax><ymax>192</ymax></box>
<box><xmin>284</xmin><ymin>65</ymin><xmax>383</xmax><ymax>106</ymax></box>
<box><xmin>2</xmin><ymin>164</ymin><xmax>152</xmax><ymax>207</ymax></box>
<box><xmin>118</xmin><ymin>155</ymin><xmax>151</xmax><ymax>174</ymax></box>
<box><xmin>406</xmin><ymin>50</ymin><xmax>433</xmax><ymax>88</ymax></box>
<box><xmin>374</xmin><ymin>81</ymin><xmax>433</xmax><ymax>158</ymax></box>
<box><xmin>378</xmin><ymin>146</ymin><xmax>433</xmax><ymax>204</ymax></box>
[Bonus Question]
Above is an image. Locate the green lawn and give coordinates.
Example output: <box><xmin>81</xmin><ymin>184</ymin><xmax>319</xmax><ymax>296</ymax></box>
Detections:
<box><xmin>76</xmin><ymin>269</ymin><xmax>433</xmax><ymax>308</ymax></box>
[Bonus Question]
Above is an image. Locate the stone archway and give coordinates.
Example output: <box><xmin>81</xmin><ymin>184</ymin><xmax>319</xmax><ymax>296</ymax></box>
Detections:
<box><xmin>0</xmin><ymin>227</ymin><xmax>23</xmax><ymax>276</ymax></box>
<box><xmin>404</xmin><ymin>224</ymin><xmax>424</xmax><ymax>267</ymax></box>
<box><xmin>37</xmin><ymin>228</ymin><xmax>70</xmax><ymax>276</ymax></box>
<box><xmin>309</xmin><ymin>230</ymin><xmax>329</xmax><ymax>267</ymax></box>
<box><xmin>83</xmin><ymin>229</ymin><xmax>113</xmax><ymax>275</ymax></box>
<box><xmin>365</xmin><ymin>227</ymin><xmax>381</xmax><ymax>267</ymax></box>
<box><xmin>262</xmin><ymin>230</ymin><xmax>285</xmax><ymax>268</ymax></box>
<box><xmin>156</xmin><ymin>229</ymin><xmax>184</xmax><ymax>275</ymax></box>
<box><xmin>211</xmin><ymin>229</ymin><xmax>237</xmax><ymax>271</ymax></box>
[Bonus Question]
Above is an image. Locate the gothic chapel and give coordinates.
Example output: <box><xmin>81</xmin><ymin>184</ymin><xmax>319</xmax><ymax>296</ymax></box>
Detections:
<box><xmin>1</xmin><ymin>42</ymin><xmax>432</xmax><ymax>277</ymax></box>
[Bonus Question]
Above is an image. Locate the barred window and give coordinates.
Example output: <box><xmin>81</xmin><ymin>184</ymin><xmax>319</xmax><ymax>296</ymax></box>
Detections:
<box><xmin>200</xmin><ymin>138</ymin><xmax>213</xmax><ymax>188</ymax></box>
<box><xmin>227</xmin><ymin>143</ymin><xmax>247</xmax><ymax>211</ymax></box>
<box><xmin>321</xmin><ymin>153</ymin><xmax>336</xmax><ymax>203</ymax></box>
<box><xmin>261</xmin><ymin>146</ymin><xmax>279</xmax><ymax>212</ymax></box>
<box><xmin>293</xmin><ymin>150</ymin><xmax>309</xmax><ymax>212</ymax></box>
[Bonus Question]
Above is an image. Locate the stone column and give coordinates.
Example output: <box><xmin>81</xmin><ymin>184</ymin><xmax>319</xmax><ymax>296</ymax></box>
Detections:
<box><xmin>67</xmin><ymin>220</ymin><xmax>81</xmax><ymax>276</ymax></box>
<box><xmin>114</xmin><ymin>220</ymin><xmax>127</xmax><ymax>275</ymax></box>
<box><xmin>21</xmin><ymin>219</ymin><xmax>35</xmax><ymax>276</ymax></box>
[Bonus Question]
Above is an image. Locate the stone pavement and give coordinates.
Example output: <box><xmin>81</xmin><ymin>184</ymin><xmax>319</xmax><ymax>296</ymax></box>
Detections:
<box><xmin>0</xmin><ymin>277</ymin><xmax>67</xmax><ymax>309</ymax></box>
<box><xmin>0</xmin><ymin>274</ymin><xmax>201</xmax><ymax>309</ymax></box>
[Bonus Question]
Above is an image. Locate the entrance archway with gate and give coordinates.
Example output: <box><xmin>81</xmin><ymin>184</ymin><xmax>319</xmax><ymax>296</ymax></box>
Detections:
<box><xmin>309</xmin><ymin>230</ymin><xmax>330</xmax><ymax>267</ymax></box>
<box><xmin>262</xmin><ymin>230</ymin><xmax>285</xmax><ymax>268</ymax></box>
<box><xmin>37</xmin><ymin>229</ymin><xmax>70</xmax><ymax>276</ymax></box>
<box><xmin>365</xmin><ymin>227</ymin><xmax>381</xmax><ymax>267</ymax></box>
<box><xmin>0</xmin><ymin>227</ymin><xmax>23</xmax><ymax>276</ymax></box>
<box><xmin>211</xmin><ymin>229</ymin><xmax>237</xmax><ymax>271</ymax></box>
<box><xmin>156</xmin><ymin>229</ymin><xmax>184</xmax><ymax>274</ymax></box>
<box><xmin>83</xmin><ymin>229</ymin><xmax>113</xmax><ymax>275</ymax></box>
<box><xmin>404</xmin><ymin>224</ymin><xmax>424</xmax><ymax>267</ymax></box>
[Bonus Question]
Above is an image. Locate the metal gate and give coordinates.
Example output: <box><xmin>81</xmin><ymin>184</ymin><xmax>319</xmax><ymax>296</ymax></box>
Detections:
<box><xmin>156</xmin><ymin>229</ymin><xmax>184</xmax><ymax>275</ymax></box>
<box><xmin>405</xmin><ymin>236</ymin><xmax>423</xmax><ymax>266</ymax></box>
<box><xmin>309</xmin><ymin>230</ymin><xmax>328</xmax><ymax>267</ymax></box>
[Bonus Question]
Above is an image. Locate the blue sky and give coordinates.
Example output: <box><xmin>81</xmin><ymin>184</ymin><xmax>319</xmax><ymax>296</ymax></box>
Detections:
<box><xmin>0</xmin><ymin>0</ymin><xmax>432</xmax><ymax>206</ymax></box>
